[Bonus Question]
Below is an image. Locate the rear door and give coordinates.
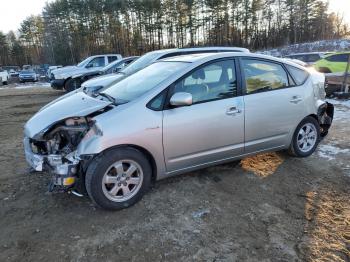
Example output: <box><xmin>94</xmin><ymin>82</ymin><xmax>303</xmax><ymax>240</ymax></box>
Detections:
<box><xmin>162</xmin><ymin>59</ymin><xmax>245</xmax><ymax>172</ymax></box>
<box><xmin>240</xmin><ymin>58</ymin><xmax>307</xmax><ymax>153</ymax></box>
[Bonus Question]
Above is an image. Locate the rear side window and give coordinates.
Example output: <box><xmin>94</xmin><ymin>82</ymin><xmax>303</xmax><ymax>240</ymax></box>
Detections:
<box><xmin>241</xmin><ymin>59</ymin><xmax>289</xmax><ymax>94</ymax></box>
<box><xmin>285</xmin><ymin>65</ymin><xmax>309</xmax><ymax>85</ymax></box>
<box><xmin>108</xmin><ymin>56</ymin><xmax>118</xmax><ymax>63</ymax></box>
<box><xmin>325</xmin><ymin>54</ymin><xmax>349</xmax><ymax>62</ymax></box>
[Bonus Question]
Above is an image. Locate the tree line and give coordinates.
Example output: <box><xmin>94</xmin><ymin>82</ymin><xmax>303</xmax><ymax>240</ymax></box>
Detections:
<box><xmin>0</xmin><ymin>0</ymin><xmax>349</xmax><ymax>66</ymax></box>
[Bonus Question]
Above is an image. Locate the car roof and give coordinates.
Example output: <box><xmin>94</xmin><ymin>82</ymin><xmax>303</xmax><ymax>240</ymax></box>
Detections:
<box><xmin>146</xmin><ymin>46</ymin><xmax>249</xmax><ymax>55</ymax></box>
<box><xmin>90</xmin><ymin>54</ymin><xmax>122</xmax><ymax>58</ymax></box>
<box><xmin>159</xmin><ymin>52</ymin><xmax>307</xmax><ymax>70</ymax></box>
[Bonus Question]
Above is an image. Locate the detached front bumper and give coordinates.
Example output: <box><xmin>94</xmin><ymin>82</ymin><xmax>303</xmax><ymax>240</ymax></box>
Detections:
<box><xmin>23</xmin><ymin>137</ymin><xmax>79</xmax><ymax>187</ymax></box>
<box><xmin>24</xmin><ymin>137</ymin><xmax>44</xmax><ymax>171</ymax></box>
<box><xmin>50</xmin><ymin>79</ymin><xmax>65</xmax><ymax>89</ymax></box>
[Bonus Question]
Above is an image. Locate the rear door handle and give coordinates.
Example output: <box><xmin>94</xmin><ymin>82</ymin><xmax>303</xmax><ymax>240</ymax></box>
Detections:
<box><xmin>226</xmin><ymin>106</ymin><xmax>242</xmax><ymax>115</ymax></box>
<box><xmin>290</xmin><ymin>96</ymin><xmax>303</xmax><ymax>104</ymax></box>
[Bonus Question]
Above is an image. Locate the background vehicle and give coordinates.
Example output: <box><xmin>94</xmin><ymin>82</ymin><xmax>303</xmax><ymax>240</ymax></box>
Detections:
<box><xmin>9</xmin><ymin>69</ymin><xmax>19</xmax><ymax>77</ymax></box>
<box><xmin>19</xmin><ymin>70</ymin><xmax>38</xmax><ymax>82</ymax></box>
<box><xmin>46</xmin><ymin>65</ymin><xmax>62</xmax><ymax>79</ymax></box>
<box><xmin>284</xmin><ymin>52</ymin><xmax>331</xmax><ymax>65</ymax></box>
<box><xmin>314</xmin><ymin>52</ymin><xmax>350</xmax><ymax>73</ymax></box>
<box><xmin>66</xmin><ymin>56</ymin><xmax>138</xmax><ymax>92</ymax></box>
<box><xmin>24</xmin><ymin>52</ymin><xmax>333</xmax><ymax>210</ymax></box>
<box><xmin>50</xmin><ymin>54</ymin><xmax>122</xmax><ymax>90</ymax></box>
<box><xmin>0</xmin><ymin>68</ymin><xmax>9</xmax><ymax>85</ymax></box>
<box><xmin>81</xmin><ymin>47</ymin><xmax>250</xmax><ymax>94</ymax></box>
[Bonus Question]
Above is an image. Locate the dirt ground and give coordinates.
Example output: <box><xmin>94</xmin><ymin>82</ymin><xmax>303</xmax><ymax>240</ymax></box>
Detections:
<box><xmin>0</xmin><ymin>86</ymin><xmax>349</xmax><ymax>262</ymax></box>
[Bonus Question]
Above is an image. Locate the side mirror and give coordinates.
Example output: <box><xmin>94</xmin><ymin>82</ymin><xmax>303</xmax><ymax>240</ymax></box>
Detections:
<box><xmin>114</xmin><ymin>67</ymin><xmax>122</xmax><ymax>73</ymax></box>
<box><xmin>170</xmin><ymin>92</ymin><xmax>193</xmax><ymax>107</ymax></box>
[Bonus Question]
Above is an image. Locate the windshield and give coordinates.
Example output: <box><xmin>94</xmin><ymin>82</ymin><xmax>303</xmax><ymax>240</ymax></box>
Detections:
<box><xmin>121</xmin><ymin>52</ymin><xmax>160</xmax><ymax>75</ymax></box>
<box><xmin>103</xmin><ymin>61</ymin><xmax>188</xmax><ymax>102</ymax></box>
<box><xmin>20</xmin><ymin>70</ymin><xmax>35</xmax><ymax>74</ymax></box>
<box><xmin>102</xmin><ymin>59</ymin><xmax>122</xmax><ymax>72</ymax></box>
<box><xmin>77</xmin><ymin>57</ymin><xmax>91</xmax><ymax>67</ymax></box>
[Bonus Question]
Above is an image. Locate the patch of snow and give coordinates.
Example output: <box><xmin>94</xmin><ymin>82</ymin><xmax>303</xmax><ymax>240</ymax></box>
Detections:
<box><xmin>192</xmin><ymin>209</ymin><xmax>210</xmax><ymax>219</ymax></box>
<box><xmin>326</xmin><ymin>98</ymin><xmax>350</xmax><ymax>122</ymax></box>
<box><xmin>259</xmin><ymin>39</ymin><xmax>350</xmax><ymax>56</ymax></box>
<box><xmin>317</xmin><ymin>144</ymin><xmax>350</xmax><ymax>160</ymax></box>
<box><xmin>0</xmin><ymin>82</ymin><xmax>51</xmax><ymax>90</ymax></box>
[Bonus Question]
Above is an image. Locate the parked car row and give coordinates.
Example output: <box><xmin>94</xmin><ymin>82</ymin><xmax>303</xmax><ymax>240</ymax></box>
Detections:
<box><xmin>284</xmin><ymin>51</ymin><xmax>350</xmax><ymax>74</ymax></box>
<box><xmin>24</xmin><ymin>46</ymin><xmax>334</xmax><ymax>210</ymax></box>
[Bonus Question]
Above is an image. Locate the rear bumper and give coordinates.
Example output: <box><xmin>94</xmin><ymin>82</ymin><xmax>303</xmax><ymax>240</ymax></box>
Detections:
<box><xmin>318</xmin><ymin>102</ymin><xmax>334</xmax><ymax>137</ymax></box>
<box><xmin>51</xmin><ymin>79</ymin><xmax>65</xmax><ymax>89</ymax></box>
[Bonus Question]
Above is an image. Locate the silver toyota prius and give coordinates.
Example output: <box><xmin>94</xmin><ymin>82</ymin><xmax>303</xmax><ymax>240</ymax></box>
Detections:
<box><xmin>24</xmin><ymin>53</ymin><xmax>334</xmax><ymax>210</ymax></box>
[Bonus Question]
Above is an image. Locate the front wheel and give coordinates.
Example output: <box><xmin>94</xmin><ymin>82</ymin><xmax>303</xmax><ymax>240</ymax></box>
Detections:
<box><xmin>289</xmin><ymin>116</ymin><xmax>320</xmax><ymax>157</ymax></box>
<box><xmin>64</xmin><ymin>78</ymin><xmax>80</xmax><ymax>92</ymax></box>
<box><xmin>85</xmin><ymin>147</ymin><xmax>152</xmax><ymax>210</ymax></box>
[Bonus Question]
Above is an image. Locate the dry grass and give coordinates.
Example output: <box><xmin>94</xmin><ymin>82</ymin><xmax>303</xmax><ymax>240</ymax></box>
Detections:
<box><xmin>304</xmin><ymin>190</ymin><xmax>350</xmax><ymax>261</ymax></box>
<box><xmin>240</xmin><ymin>152</ymin><xmax>284</xmax><ymax>178</ymax></box>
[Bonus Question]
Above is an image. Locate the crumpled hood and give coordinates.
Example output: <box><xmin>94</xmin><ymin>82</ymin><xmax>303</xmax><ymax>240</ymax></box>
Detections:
<box><xmin>24</xmin><ymin>92</ymin><xmax>112</xmax><ymax>139</ymax></box>
<box><xmin>82</xmin><ymin>73</ymin><xmax>125</xmax><ymax>89</ymax></box>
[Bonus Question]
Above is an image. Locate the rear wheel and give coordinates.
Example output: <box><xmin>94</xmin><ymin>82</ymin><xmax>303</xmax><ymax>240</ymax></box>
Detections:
<box><xmin>85</xmin><ymin>147</ymin><xmax>152</xmax><ymax>210</ymax></box>
<box><xmin>289</xmin><ymin>116</ymin><xmax>320</xmax><ymax>157</ymax></box>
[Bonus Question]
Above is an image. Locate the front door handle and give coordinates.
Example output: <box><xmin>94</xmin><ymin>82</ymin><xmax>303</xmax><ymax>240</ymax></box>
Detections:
<box><xmin>290</xmin><ymin>96</ymin><xmax>303</xmax><ymax>104</ymax></box>
<box><xmin>226</xmin><ymin>106</ymin><xmax>242</xmax><ymax>115</ymax></box>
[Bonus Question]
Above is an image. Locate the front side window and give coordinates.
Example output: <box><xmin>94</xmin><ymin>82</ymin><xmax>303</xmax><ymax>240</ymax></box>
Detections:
<box><xmin>242</xmin><ymin>59</ymin><xmax>289</xmax><ymax>94</ymax></box>
<box><xmin>172</xmin><ymin>60</ymin><xmax>237</xmax><ymax>104</ymax></box>
<box><xmin>86</xmin><ymin>57</ymin><xmax>105</xmax><ymax>68</ymax></box>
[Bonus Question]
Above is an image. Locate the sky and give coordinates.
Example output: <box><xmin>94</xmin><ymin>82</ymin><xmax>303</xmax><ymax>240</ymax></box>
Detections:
<box><xmin>0</xmin><ymin>0</ymin><xmax>349</xmax><ymax>34</ymax></box>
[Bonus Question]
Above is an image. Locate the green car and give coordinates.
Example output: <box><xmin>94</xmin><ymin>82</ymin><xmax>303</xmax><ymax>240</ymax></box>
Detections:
<box><xmin>314</xmin><ymin>52</ymin><xmax>350</xmax><ymax>73</ymax></box>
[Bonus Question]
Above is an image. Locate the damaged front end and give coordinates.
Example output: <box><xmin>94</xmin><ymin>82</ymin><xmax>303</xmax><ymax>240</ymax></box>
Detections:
<box><xmin>24</xmin><ymin>117</ymin><xmax>92</xmax><ymax>191</ymax></box>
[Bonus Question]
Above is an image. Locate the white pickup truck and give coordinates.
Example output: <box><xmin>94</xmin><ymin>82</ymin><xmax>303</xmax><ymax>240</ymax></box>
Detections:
<box><xmin>0</xmin><ymin>68</ymin><xmax>9</xmax><ymax>85</ymax></box>
<box><xmin>50</xmin><ymin>54</ymin><xmax>122</xmax><ymax>92</ymax></box>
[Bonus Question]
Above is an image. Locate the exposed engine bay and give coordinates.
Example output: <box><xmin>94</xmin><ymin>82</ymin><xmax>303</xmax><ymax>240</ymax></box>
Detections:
<box><xmin>25</xmin><ymin>117</ymin><xmax>93</xmax><ymax>191</ymax></box>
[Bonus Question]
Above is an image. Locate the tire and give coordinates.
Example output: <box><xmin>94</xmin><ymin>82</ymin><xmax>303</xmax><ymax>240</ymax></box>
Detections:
<box><xmin>85</xmin><ymin>147</ymin><xmax>152</xmax><ymax>210</ymax></box>
<box><xmin>288</xmin><ymin>116</ymin><xmax>320</xmax><ymax>157</ymax></box>
<box><xmin>3</xmin><ymin>81</ymin><xmax>7</xmax><ymax>85</ymax></box>
<box><xmin>64</xmin><ymin>78</ymin><xmax>80</xmax><ymax>92</ymax></box>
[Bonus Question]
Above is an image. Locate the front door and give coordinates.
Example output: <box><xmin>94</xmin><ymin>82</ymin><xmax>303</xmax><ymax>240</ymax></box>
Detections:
<box><xmin>162</xmin><ymin>59</ymin><xmax>244</xmax><ymax>173</ymax></box>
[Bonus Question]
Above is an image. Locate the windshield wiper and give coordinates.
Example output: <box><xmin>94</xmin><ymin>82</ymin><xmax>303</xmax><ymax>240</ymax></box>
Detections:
<box><xmin>99</xmin><ymin>92</ymin><xmax>117</xmax><ymax>104</ymax></box>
